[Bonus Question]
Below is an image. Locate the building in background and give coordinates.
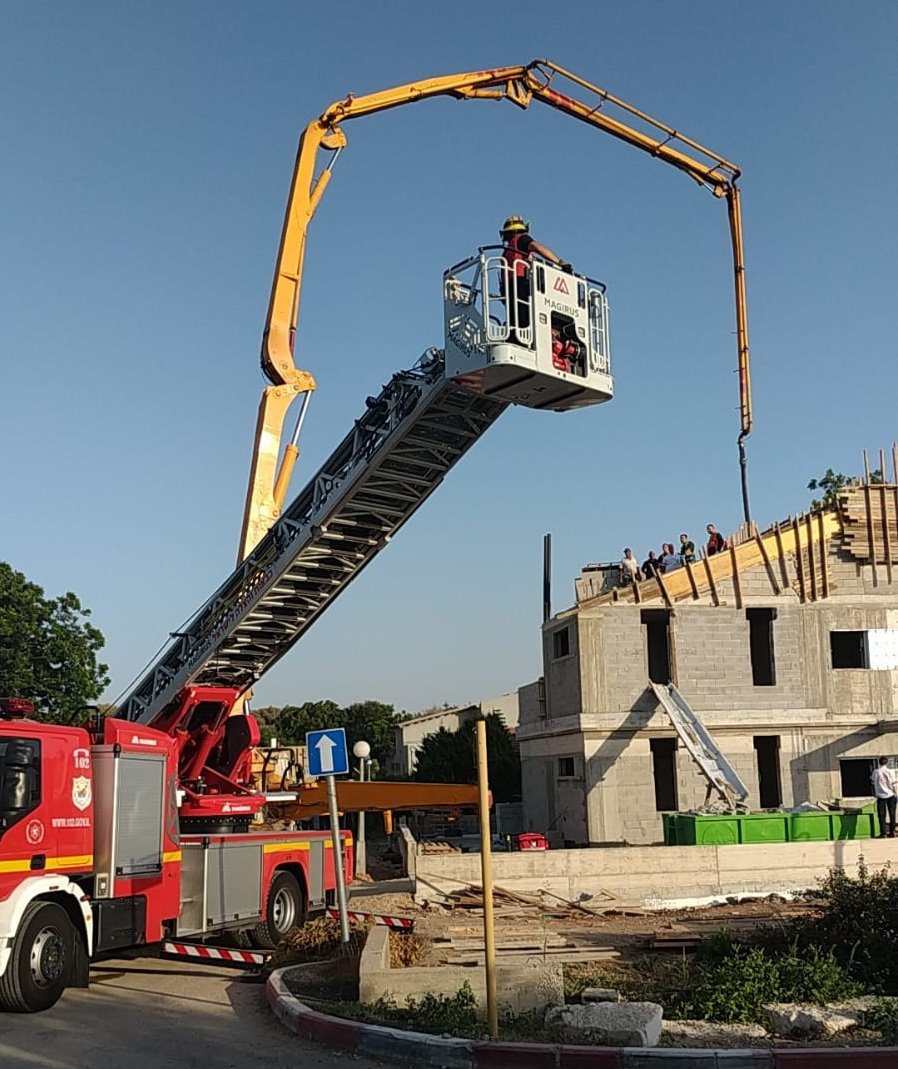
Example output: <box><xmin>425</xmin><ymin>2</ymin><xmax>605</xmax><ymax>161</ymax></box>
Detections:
<box><xmin>518</xmin><ymin>477</ymin><xmax>898</xmax><ymax>846</ymax></box>
<box><xmin>389</xmin><ymin>692</ymin><xmax>519</xmax><ymax>777</ymax></box>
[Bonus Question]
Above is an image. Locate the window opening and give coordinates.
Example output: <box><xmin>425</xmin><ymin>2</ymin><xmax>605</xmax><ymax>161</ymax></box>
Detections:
<box><xmin>641</xmin><ymin>609</ymin><xmax>672</xmax><ymax>684</ymax></box>
<box><xmin>753</xmin><ymin>735</ymin><xmax>783</xmax><ymax>807</ymax></box>
<box><xmin>840</xmin><ymin>758</ymin><xmax>875</xmax><ymax>797</ymax></box>
<box><xmin>650</xmin><ymin>738</ymin><xmax>678</xmax><ymax>811</ymax></box>
<box><xmin>831</xmin><ymin>631</ymin><xmax>868</xmax><ymax>669</ymax></box>
<box><xmin>553</xmin><ymin>628</ymin><xmax>571</xmax><ymax>659</ymax></box>
<box><xmin>557</xmin><ymin>756</ymin><xmax>576</xmax><ymax>779</ymax></box>
<box><xmin>747</xmin><ymin>608</ymin><xmax>777</xmax><ymax>686</ymax></box>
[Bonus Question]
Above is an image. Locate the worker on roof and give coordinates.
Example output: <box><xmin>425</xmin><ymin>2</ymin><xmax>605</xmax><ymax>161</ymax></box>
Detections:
<box><xmin>500</xmin><ymin>216</ymin><xmax>571</xmax><ymax>334</ymax></box>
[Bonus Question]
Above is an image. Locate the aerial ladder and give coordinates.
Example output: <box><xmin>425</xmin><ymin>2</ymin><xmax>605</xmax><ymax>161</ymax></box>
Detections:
<box><xmin>113</xmin><ymin>60</ymin><xmax>753</xmax><ymax>831</ymax></box>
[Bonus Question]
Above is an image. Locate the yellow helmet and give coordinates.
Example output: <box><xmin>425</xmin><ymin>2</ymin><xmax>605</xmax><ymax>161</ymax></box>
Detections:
<box><xmin>500</xmin><ymin>215</ymin><xmax>529</xmax><ymax>235</ymax></box>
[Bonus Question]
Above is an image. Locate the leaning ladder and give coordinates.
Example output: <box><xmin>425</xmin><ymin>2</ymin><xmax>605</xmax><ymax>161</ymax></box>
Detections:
<box><xmin>649</xmin><ymin>681</ymin><xmax>749</xmax><ymax>811</ymax></box>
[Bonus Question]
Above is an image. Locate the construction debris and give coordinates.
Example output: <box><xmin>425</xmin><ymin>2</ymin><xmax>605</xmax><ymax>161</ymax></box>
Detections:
<box><xmin>441</xmin><ymin>883</ymin><xmax>646</xmax><ymax>918</ymax></box>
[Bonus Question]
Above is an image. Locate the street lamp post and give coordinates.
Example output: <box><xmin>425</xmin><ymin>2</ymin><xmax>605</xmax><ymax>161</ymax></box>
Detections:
<box><xmin>352</xmin><ymin>740</ymin><xmax>371</xmax><ymax>876</ymax></box>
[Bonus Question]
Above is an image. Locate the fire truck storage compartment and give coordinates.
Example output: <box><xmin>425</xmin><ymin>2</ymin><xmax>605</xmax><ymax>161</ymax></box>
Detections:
<box><xmin>92</xmin><ymin>748</ymin><xmax>166</xmax><ymax>895</ymax></box>
<box><xmin>93</xmin><ymin>895</ymin><xmax>147</xmax><ymax>952</ymax></box>
<box><xmin>177</xmin><ymin>839</ymin><xmax>263</xmax><ymax>936</ymax></box>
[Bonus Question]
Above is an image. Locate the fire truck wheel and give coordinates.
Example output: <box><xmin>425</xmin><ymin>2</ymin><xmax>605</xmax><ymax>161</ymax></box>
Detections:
<box><xmin>0</xmin><ymin>901</ymin><xmax>73</xmax><ymax>1013</ymax></box>
<box><xmin>252</xmin><ymin>871</ymin><xmax>306</xmax><ymax>949</ymax></box>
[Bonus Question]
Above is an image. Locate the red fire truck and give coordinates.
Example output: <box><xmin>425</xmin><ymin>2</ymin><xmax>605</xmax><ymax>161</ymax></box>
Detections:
<box><xmin>0</xmin><ymin>696</ymin><xmax>351</xmax><ymax>1012</ymax></box>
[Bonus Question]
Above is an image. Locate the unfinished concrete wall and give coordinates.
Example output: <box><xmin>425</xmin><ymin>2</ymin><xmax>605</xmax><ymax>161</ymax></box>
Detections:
<box><xmin>414</xmin><ymin>839</ymin><xmax>897</xmax><ymax>909</ymax></box>
<box><xmin>359</xmin><ymin>924</ymin><xmax>563</xmax><ymax>1016</ymax></box>
<box><xmin>543</xmin><ymin>619</ymin><xmax>582</xmax><ymax>719</ymax></box>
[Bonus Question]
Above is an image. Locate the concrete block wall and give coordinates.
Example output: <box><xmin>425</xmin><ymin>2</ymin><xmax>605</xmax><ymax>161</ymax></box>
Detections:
<box><xmin>414</xmin><ymin>838</ymin><xmax>897</xmax><ymax>909</ymax></box>
<box><xmin>544</xmin><ymin>620</ymin><xmax>582</xmax><ymax>720</ymax></box>
<box><xmin>359</xmin><ymin>923</ymin><xmax>563</xmax><ymax>1015</ymax></box>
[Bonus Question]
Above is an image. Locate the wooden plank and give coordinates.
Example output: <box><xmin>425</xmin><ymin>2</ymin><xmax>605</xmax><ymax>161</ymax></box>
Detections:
<box><xmin>654</xmin><ymin>567</ymin><xmax>673</xmax><ymax>608</ymax></box>
<box><xmin>702</xmin><ymin>552</ymin><xmax>720</xmax><ymax>606</ymax></box>
<box><xmin>863</xmin><ymin>470</ymin><xmax>879</xmax><ymax>586</ymax></box>
<box><xmin>805</xmin><ymin>512</ymin><xmax>817</xmax><ymax>601</ymax></box>
<box><xmin>755</xmin><ymin>532</ymin><xmax>781</xmax><ymax>595</ymax></box>
<box><xmin>817</xmin><ymin>511</ymin><xmax>830</xmax><ymax>599</ymax></box>
<box><xmin>683</xmin><ymin>557</ymin><xmax>700</xmax><ymax>600</ymax></box>
<box><xmin>880</xmin><ymin>450</ymin><xmax>893</xmax><ymax>584</ymax></box>
<box><xmin>729</xmin><ymin>543</ymin><xmax>743</xmax><ymax>609</ymax></box>
<box><xmin>773</xmin><ymin>523</ymin><xmax>791</xmax><ymax>590</ymax></box>
<box><xmin>791</xmin><ymin>517</ymin><xmax>806</xmax><ymax>603</ymax></box>
<box><xmin>633</xmin><ymin>578</ymin><xmax>642</xmax><ymax>604</ymax></box>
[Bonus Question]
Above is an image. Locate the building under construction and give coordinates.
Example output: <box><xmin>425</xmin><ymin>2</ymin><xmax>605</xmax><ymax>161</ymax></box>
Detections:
<box><xmin>518</xmin><ymin>463</ymin><xmax>898</xmax><ymax>846</ymax></box>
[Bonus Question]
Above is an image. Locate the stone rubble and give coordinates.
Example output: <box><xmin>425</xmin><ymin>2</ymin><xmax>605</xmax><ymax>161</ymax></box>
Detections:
<box><xmin>545</xmin><ymin>1001</ymin><xmax>663</xmax><ymax>1047</ymax></box>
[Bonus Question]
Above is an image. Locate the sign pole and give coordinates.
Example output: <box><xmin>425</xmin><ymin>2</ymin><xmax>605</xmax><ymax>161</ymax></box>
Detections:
<box><xmin>476</xmin><ymin>719</ymin><xmax>498</xmax><ymax>1038</ymax></box>
<box><xmin>325</xmin><ymin>773</ymin><xmax>351</xmax><ymax>944</ymax></box>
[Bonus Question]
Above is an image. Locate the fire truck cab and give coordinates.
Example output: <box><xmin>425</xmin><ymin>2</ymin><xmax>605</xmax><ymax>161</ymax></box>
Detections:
<box><xmin>0</xmin><ymin>698</ymin><xmax>350</xmax><ymax>1012</ymax></box>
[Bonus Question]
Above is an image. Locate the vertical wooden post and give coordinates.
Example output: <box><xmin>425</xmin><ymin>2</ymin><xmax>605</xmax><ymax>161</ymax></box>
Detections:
<box><xmin>476</xmin><ymin>720</ymin><xmax>498</xmax><ymax>1038</ymax></box>
<box><xmin>683</xmin><ymin>557</ymin><xmax>701</xmax><ymax>600</ymax></box>
<box><xmin>863</xmin><ymin>450</ymin><xmax>878</xmax><ymax>587</ymax></box>
<box><xmin>773</xmin><ymin>523</ymin><xmax>790</xmax><ymax>590</ymax></box>
<box><xmin>729</xmin><ymin>543</ymin><xmax>743</xmax><ymax>609</ymax></box>
<box><xmin>880</xmin><ymin>450</ymin><xmax>893</xmax><ymax>585</ymax></box>
<box><xmin>654</xmin><ymin>568</ymin><xmax>673</xmax><ymax>608</ymax></box>
<box><xmin>702</xmin><ymin>552</ymin><xmax>720</xmax><ymax>607</ymax></box>
<box><xmin>805</xmin><ymin>513</ymin><xmax>818</xmax><ymax>601</ymax></box>
<box><xmin>754</xmin><ymin>532</ymin><xmax>781</xmax><ymax>595</ymax></box>
<box><xmin>817</xmin><ymin>511</ymin><xmax>830</xmax><ymax>599</ymax></box>
<box><xmin>792</xmin><ymin>518</ymin><xmax>806</xmax><ymax>603</ymax></box>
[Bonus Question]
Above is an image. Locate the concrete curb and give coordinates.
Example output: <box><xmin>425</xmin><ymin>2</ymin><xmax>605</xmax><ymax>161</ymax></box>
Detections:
<box><xmin>266</xmin><ymin>966</ymin><xmax>898</xmax><ymax>1068</ymax></box>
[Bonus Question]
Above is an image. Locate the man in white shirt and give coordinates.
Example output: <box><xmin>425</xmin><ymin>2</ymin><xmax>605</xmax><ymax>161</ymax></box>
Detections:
<box><xmin>872</xmin><ymin>756</ymin><xmax>897</xmax><ymax>838</ymax></box>
<box><xmin>620</xmin><ymin>548</ymin><xmax>640</xmax><ymax>586</ymax></box>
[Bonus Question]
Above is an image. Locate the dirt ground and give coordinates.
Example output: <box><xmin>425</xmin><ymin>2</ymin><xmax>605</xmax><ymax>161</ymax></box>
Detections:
<box><xmin>349</xmin><ymin>888</ymin><xmax>817</xmax><ymax>962</ymax></box>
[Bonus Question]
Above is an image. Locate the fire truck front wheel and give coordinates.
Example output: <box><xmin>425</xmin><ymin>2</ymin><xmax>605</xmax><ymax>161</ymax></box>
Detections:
<box><xmin>0</xmin><ymin>901</ymin><xmax>74</xmax><ymax>1013</ymax></box>
<box><xmin>252</xmin><ymin>871</ymin><xmax>306</xmax><ymax>949</ymax></box>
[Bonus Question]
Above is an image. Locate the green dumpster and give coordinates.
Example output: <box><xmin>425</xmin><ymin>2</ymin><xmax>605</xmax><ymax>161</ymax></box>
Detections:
<box><xmin>740</xmin><ymin>813</ymin><xmax>788</xmax><ymax>844</ymax></box>
<box><xmin>676</xmin><ymin>814</ymin><xmax>741</xmax><ymax>846</ymax></box>
<box><xmin>832</xmin><ymin>811</ymin><xmax>873</xmax><ymax>839</ymax></box>
<box><xmin>789</xmin><ymin>812</ymin><xmax>832</xmax><ymax>841</ymax></box>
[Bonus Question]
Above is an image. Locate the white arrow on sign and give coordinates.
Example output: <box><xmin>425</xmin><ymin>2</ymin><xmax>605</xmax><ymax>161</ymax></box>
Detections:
<box><xmin>315</xmin><ymin>734</ymin><xmax>337</xmax><ymax>774</ymax></box>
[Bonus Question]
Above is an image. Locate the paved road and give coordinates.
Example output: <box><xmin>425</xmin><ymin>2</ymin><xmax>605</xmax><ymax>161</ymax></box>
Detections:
<box><xmin>0</xmin><ymin>954</ymin><xmax>379</xmax><ymax>1069</ymax></box>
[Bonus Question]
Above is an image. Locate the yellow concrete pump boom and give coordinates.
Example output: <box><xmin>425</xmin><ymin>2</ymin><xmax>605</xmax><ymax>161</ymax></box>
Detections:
<box><xmin>240</xmin><ymin>59</ymin><xmax>753</xmax><ymax>559</ymax></box>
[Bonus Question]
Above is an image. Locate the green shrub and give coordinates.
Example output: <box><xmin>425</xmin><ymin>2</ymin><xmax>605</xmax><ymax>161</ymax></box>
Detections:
<box><xmin>563</xmin><ymin>930</ymin><xmax>860</xmax><ymax>1025</ymax></box>
<box><xmin>328</xmin><ymin>982</ymin><xmax>481</xmax><ymax>1037</ymax></box>
<box><xmin>668</xmin><ymin>940</ymin><xmax>860</xmax><ymax>1023</ymax></box>
<box><xmin>806</xmin><ymin>860</ymin><xmax>898</xmax><ymax>994</ymax></box>
<box><xmin>865</xmin><ymin>997</ymin><xmax>898</xmax><ymax>1043</ymax></box>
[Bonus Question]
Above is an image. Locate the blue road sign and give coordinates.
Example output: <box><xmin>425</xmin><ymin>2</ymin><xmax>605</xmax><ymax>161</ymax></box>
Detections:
<box><xmin>306</xmin><ymin>728</ymin><xmax>349</xmax><ymax>778</ymax></box>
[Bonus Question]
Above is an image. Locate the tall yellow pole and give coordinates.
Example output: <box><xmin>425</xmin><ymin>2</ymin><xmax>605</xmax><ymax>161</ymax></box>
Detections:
<box><xmin>476</xmin><ymin>719</ymin><xmax>498</xmax><ymax>1038</ymax></box>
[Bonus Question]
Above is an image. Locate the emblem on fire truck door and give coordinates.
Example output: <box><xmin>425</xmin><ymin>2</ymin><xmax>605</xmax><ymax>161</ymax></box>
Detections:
<box><xmin>26</xmin><ymin>819</ymin><xmax>45</xmax><ymax>845</ymax></box>
<box><xmin>72</xmin><ymin>776</ymin><xmax>92</xmax><ymax>811</ymax></box>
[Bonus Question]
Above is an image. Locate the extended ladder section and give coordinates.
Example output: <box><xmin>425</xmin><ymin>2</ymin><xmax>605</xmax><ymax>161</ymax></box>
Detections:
<box><xmin>649</xmin><ymin>681</ymin><xmax>749</xmax><ymax>812</ymax></box>
<box><xmin>118</xmin><ymin>352</ymin><xmax>507</xmax><ymax>726</ymax></box>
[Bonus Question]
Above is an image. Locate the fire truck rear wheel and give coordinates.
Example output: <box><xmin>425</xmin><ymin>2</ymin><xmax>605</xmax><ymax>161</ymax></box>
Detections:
<box><xmin>0</xmin><ymin>901</ymin><xmax>74</xmax><ymax>1013</ymax></box>
<box><xmin>252</xmin><ymin>871</ymin><xmax>306</xmax><ymax>949</ymax></box>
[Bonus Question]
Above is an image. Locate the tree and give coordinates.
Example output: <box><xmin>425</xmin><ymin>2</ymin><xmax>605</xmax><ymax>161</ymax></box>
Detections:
<box><xmin>0</xmin><ymin>562</ymin><xmax>110</xmax><ymax>722</ymax></box>
<box><xmin>412</xmin><ymin>713</ymin><xmax>521</xmax><ymax>802</ymax></box>
<box><xmin>808</xmin><ymin>468</ymin><xmax>882</xmax><ymax>510</ymax></box>
<box><xmin>260</xmin><ymin>698</ymin><xmax>401</xmax><ymax>769</ymax></box>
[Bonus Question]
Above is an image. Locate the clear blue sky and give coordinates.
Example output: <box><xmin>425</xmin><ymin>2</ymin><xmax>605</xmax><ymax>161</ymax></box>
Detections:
<box><xmin>2</xmin><ymin>2</ymin><xmax>896</xmax><ymax>714</ymax></box>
